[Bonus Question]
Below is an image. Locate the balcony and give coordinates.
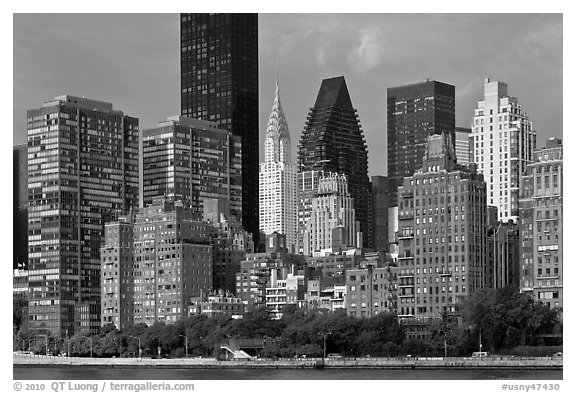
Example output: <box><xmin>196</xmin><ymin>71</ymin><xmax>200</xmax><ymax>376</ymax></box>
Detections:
<box><xmin>398</xmin><ymin>252</ymin><xmax>414</xmax><ymax>259</ymax></box>
<box><xmin>399</xmin><ymin>212</ymin><xmax>414</xmax><ymax>220</ymax></box>
<box><xmin>401</xmin><ymin>190</ymin><xmax>413</xmax><ymax>198</ymax></box>
<box><xmin>398</xmin><ymin>233</ymin><xmax>414</xmax><ymax>240</ymax></box>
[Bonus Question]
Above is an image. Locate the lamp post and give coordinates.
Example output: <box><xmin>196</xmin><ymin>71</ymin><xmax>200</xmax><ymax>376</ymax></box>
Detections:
<box><xmin>319</xmin><ymin>332</ymin><xmax>330</xmax><ymax>359</ymax></box>
<box><xmin>479</xmin><ymin>329</ymin><xmax>483</xmax><ymax>353</ymax></box>
<box><xmin>88</xmin><ymin>337</ymin><xmax>93</xmax><ymax>358</ymax></box>
<box><xmin>179</xmin><ymin>334</ymin><xmax>189</xmax><ymax>358</ymax></box>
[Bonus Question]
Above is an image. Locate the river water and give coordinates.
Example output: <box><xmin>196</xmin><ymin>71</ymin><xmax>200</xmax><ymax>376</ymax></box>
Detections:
<box><xmin>13</xmin><ymin>367</ymin><xmax>562</xmax><ymax>380</ymax></box>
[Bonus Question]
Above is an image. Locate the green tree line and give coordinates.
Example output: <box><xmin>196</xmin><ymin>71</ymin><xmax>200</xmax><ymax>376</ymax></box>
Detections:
<box><xmin>13</xmin><ymin>287</ymin><xmax>561</xmax><ymax>358</ymax></box>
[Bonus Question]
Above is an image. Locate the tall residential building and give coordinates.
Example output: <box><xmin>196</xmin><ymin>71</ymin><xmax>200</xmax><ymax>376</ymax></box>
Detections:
<box><xmin>371</xmin><ymin>176</ymin><xmax>389</xmax><ymax>253</ymax></box>
<box><xmin>387</xmin><ymin>80</ymin><xmax>456</xmax><ymax>207</ymax></box>
<box><xmin>259</xmin><ymin>81</ymin><xmax>298</xmax><ymax>250</ymax></box>
<box><xmin>101</xmin><ymin>197</ymin><xmax>214</xmax><ymax>328</ymax></box>
<box><xmin>100</xmin><ymin>215</ymin><xmax>135</xmax><ymax>330</ymax></box>
<box><xmin>303</xmin><ymin>173</ymin><xmax>361</xmax><ymax>256</ymax></box>
<box><xmin>472</xmin><ymin>78</ymin><xmax>536</xmax><ymax>222</ymax></box>
<box><xmin>14</xmin><ymin>144</ymin><xmax>28</xmax><ymax>269</ymax></box>
<box><xmin>298</xmin><ymin>76</ymin><xmax>372</xmax><ymax>249</ymax></box>
<box><xmin>520</xmin><ymin>138</ymin><xmax>563</xmax><ymax>309</ymax></box>
<box><xmin>180</xmin><ymin>13</ymin><xmax>259</xmax><ymax>243</ymax></box>
<box><xmin>455</xmin><ymin>127</ymin><xmax>473</xmax><ymax>167</ymax></box>
<box><xmin>27</xmin><ymin>95</ymin><xmax>139</xmax><ymax>336</ymax></box>
<box><xmin>396</xmin><ymin>134</ymin><xmax>487</xmax><ymax>322</ymax></box>
<box><xmin>142</xmin><ymin>116</ymin><xmax>242</xmax><ymax>219</ymax></box>
<box><xmin>297</xmin><ymin>169</ymin><xmax>326</xmax><ymax>254</ymax></box>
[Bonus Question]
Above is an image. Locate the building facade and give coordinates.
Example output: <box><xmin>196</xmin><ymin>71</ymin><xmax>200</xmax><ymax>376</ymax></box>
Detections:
<box><xmin>100</xmin><ymin>215</ymin><xmax>135</xmax><ymax>330</ymax></box>
<box><xmin>371</xmin><ymin>176</ymin><xmax>389</xmax><ymax>253</ymax></box>
<box><xmin>27</xmin><ymin>95</ymin><xmax>139</xmax><ymax>336</ymax></box>
<box><xmin>455</xmin><ymin>127</ymin><xmax>473</xmax><ymax>167</ymax></box>
<box><xmin>259</xmin><ymin>81</ymin><xmax>298</xmax><ymax>250</ymax></box>
<box><xmin>297</xmin><ymin>169</ymin><xmax>326</xmax><ymax>254</ymax></box>
<box><xmin>180</xmin><ymin>13</ymin><xmax>259</xmax><ymax>243</ymax></box>
<box><xmin>396</xmin><ymin>134</ymin><xmax>487</xmax><ymax>321</ymax></box>
<box><xmin>141</xmin><ymin>116</ymin><xmax>242</xmax><ymax>219</ymax></box>
<box><xmin>519</xmin><ymin>138</ymin><xmax>562</xmax><ymax>309</ymax></box>
<box><xmin>298</xmin><ymin>76</ymin><xmax>372</xmax><ymax>249</ymax></box>
<box><xmin>14</xmin><ymin>144</ymin><xmax>28</xmax><ymax>269</ymax></box>
<box><xmin>303</xmin><ymin>173</ymin><xmax>361</xmax><ymax>256</ymax></box>
<box><xmin>472</xmin><ymin>78</ymin><xmax>536</xmax><ymax>222</ymax></box>
<box><xmin>345</xmin><ymin>264</ymin><xmax>397</xmax><ymax>317</ymax></box>
<box><xmin>387</xmin><ymin>80</ymin><xmax>456</xmax><ymax>207</ymax></box>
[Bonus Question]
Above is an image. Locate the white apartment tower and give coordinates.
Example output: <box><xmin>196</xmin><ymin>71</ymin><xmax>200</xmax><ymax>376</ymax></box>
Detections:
<box><xmin>259</xmin><ymin>81</ymin><xmax>298</xmax><ymax>250</ymax></box>
<box><xmin>472</xmin><ymin>79</ymin><xmax>536</xmax><ymax>222</ymax></box>
<box><xmin>303</xmin><ymin>173</ymin><xmax>361</xmax><ymax>255</ymax></box>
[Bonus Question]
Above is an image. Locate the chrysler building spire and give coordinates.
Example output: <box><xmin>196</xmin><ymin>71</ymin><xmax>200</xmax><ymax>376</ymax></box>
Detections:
<box><xmin>264</xmin><ymin>78</ymin><xmax>291</xmax><ymax>164</ymax></box>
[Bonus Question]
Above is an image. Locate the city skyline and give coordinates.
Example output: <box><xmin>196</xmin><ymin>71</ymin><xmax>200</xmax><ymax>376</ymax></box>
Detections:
<box><xmin>13</xmin><ymin>13</ymin><xmax>562</xmax><ymax>177</ymax></box>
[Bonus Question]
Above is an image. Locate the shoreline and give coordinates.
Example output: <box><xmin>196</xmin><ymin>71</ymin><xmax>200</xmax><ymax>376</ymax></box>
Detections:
<box><xmin>13</xmin><ymin>354</ymin><xmax>562</xmax><ymax>371</ymax></box>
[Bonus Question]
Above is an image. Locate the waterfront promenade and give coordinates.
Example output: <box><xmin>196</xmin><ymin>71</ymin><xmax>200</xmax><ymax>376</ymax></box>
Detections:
<box><xmin>13</xmin><ymin>353</ymin><xmax>562</xmax><ymax>370</ymax></box>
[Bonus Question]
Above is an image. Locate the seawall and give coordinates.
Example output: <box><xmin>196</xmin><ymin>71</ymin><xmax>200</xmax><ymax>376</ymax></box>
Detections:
<box><xmin>13</xmin><ymin>353</ymin><xmax>562</xmax><ymax>370</ymax></box>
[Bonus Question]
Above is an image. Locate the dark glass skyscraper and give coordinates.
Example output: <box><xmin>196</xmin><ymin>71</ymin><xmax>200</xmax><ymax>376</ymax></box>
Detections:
<box><xmin>298</xmin><ymin>76</ymin><xmax>372</xmax><ymax>250</ymax></box>
<box><xmin>387</xmin><ymin>80</ymin><xmax>455</xmax><ymax>207</ymax></box>
<box><xmin>180</xmin><ymin>13</ymin><xmax>259</xmax><ymax>243</ymax></box>
<box><xmin>14</xmin><ymin>144</ymin><xmax>28</xmax><ymax>269</ymax></box>
<box><xmin>27</xmin><ymin>95</ymin><xmax>139</xmax><ymax>336</ymax></box>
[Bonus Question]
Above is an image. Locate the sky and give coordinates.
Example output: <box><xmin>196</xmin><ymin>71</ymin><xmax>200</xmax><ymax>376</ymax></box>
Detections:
<box><xmin>13</xmin><ymin>13</ymin><xmax>562</xmax><ymax>178</ymax></box>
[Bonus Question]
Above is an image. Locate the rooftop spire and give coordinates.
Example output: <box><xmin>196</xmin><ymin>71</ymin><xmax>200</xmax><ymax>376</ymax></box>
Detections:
<box><xmin>264</xmin><ymin>77</ymin><xmax>291</xmax><ymax>164</ymax></box>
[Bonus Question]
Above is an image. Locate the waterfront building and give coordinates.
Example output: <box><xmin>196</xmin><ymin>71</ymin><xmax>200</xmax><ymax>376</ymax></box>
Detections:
<box><xmin>298</xmin><ymin>76</ymin><xmax>372</xmax><ymax>249</ymax></box>
<box><xmin>189</xmin><ymin>290</ymin><xmax>245</xmax><ymax>318</ymax></box>
<box><xmin>100</xmin><ymin>215</ymin><xmax>135</xmax><ymax>330</ymax></box>
<box><xmin>180</xmin><ymin>13</ymin><xmax>259</xmax><ymax>243</ymax></box>
<box><xmin>519</xmin><ymin>138</ymin><xmax>563</xmax><ymax>309</ymax></box>
<box><xmin>235</xmin><ymin>252</ymin><xmax>286</xmax><ymax>310</ymax></box>
<box><xmin>259</xmin><ymin>81</ymin><xmax>297</xmax><ymax>250</ymax></box>
<box><xmin>455</xmin><ymin>127</ymin><xmax>473</xmax><ymax>167</ymax></box>
<box><xmin>371</xmin><ymin>176</ymin><xmax>389</xmax><ymax>253</ymax></box>
<box><xmin>472</xmin><ymin>78</ymin><xmax>536</xmax><ymax>222</ymax></box>
<box><xmin>303</xmin><ymin>173</ymin><xmax>362</xmax><ymax>256</ymax></box>
<box><xmin>396</xmin><ymin>134</ymin><xmax>487</xmax><ymax>323</ymax></box>
<box><xmin>304</xmin><ymin>280</ymin><xmax>347</xmax><ymax>312</ymax></box>
<box><xmin>101</xmin><ymin>198</ymin><xmax>214</xmax><ymax>328</ymax></box>
<box><xmin>387</xmin><ymin>80</ymin><xmax>456</xmax><ymax>207</ymax></box>
<box><xmin>265</xmin><ymin>271</ymin><xmax>306</xmax><ymax>319</ymax></box>
<box><xmin>486</xmin><ymin>220</ymin><xmax>520</xmax><ymax>289</ymax></box>
<box><xmin>27</xmin><ymin>95</ymin><xmax>139</xmax><ymax>336</ymax></box>
<box><xmin>14</xmin><ymin>144</ymin><xmax>28</xmax><ymax>269</ymax></box>
<box><xmin>141</xmin><ymin>116</ymin><xmax>242</xmax><ymax>219</ymax></box>
<box><xmin>345</xmin><ymin>264</ymin><xmax>398</xmax><ymax>317</ymax></box>
<box><xmin>132</xmin><ymin>198</ymin><xmax>213</xmax><ymax>325</ymax></box>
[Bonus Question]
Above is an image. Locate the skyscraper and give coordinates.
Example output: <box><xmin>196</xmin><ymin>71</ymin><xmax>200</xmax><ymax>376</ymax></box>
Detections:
<box><xmin>387</xmin><ymin>80</ymin><xmax>456</xmax><ymax>207</ymax></box>
<box><xmin>519</xmin><ymin>138</ymin><xmax>563</xmax><ymax>309</ymax></box>
<box><xmin>27</xmin><ymin>95</ymin><xmax>139</xmax><ymax>336</ymax></box>
<box><xmin>259</xmin><ymin>81</ymin><xmax>298</xmax><ymax>250</ymax></box>
<box><xmin>298</xmin><ymin>76</ymin><xmax>372</xmax><ymax>249</ymax></box>
<box><xmin>371</xmin><ymin>175</ymin><xmax>389</xmax><ymax>253</ymax></box>
<box><xmin>472</xmin><ymin>78</ymin><xmax>536</xmax><ymax>222</ymax></box>
<box><xmin>303</xmin><ymin>173</ymin><xmax>361</xmax><ymax>255</ymax></box>
<box><xmin>13</xmin><ymin>144</ymin><xmax>28</xmax><ymax>269</ymax></box>
<box><xmin>141</xmin><ymin>116</ymin><xmax>242</xmax><ymax>219</ymax></box>
<box><xmin>396</xmin><ymin>134</ymin><xmax>487</xmax><ymax>327</ymax></box>
<box><xmin>180</xmin><ymin>13</ymin><xmax>259</xmax><ymax>243</ymax></box>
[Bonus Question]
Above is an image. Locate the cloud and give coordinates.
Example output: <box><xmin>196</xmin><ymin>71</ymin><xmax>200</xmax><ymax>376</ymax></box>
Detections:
<box><xmin>348</xmin><ymin>27</ymin><xmax>383</xmax><ymax>74</ymax></box>
<box><xmin>315</xmin><ymin>48</ymin><xmax>327</xmax><ymax>70</ymax></box>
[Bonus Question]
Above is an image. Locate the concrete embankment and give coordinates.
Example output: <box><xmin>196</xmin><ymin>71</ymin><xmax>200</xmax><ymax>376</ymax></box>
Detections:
<box><xmin>13</xmin><ymin>353</ymin><xmax>562</xmax><ymax>370</ymax></box>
